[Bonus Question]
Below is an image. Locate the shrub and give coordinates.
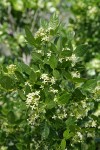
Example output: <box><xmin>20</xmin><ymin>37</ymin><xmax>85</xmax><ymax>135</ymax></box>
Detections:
<box><xmin>0</xmin><ymin>14</ymin><xmax>99</xmax><ymax>150</ymax></box>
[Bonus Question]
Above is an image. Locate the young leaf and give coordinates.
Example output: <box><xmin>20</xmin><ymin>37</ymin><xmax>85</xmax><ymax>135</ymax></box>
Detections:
<box><xmin>29</xmin><ymin>71</ymin><xmax>37</xmax><ymax>83</ymax></box>
<box><xmin>49</xmin><ymin>54</ymin><xmax>58</xmax><ymax>69</ymax></box>
<box><xmin>61</xmin><ymin>139</ymin><xmax>66</xmax><ymax>150</ymax></box>
<box><xmin>63</xmin><ymin>129</ymin><xmax>74</xmax><ymax>140</ymax></box>
<box><xmin>40</xmin><ymin>19</ymin><xmax>48</xmax><ymax>29</ymax></box>
<box><xmin>57</xmin><ymin>36</ymin><xmax>62</xmax><ymax>51</ymax></box>
<box><xmin>49</xmin><ymin>13</ymin><xmax>59</xmax><ymax>30</ymax></box>
<box><xmin>58</xmin><ymin>92</ymin><xmax>71</xmax><ymax>104</ymax></box>
<box><xmin>25</xmin><ymin>26</ymin><xmax>37</xmax><ymax>47</ymax></box>
<box><xmin>53</xmin><ymin>69</ymin><xmax>60</xmax><ymax>79</ymax></box>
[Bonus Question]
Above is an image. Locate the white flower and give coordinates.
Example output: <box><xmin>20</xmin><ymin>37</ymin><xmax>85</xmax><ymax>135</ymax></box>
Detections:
<box><xmin>50</xmin><ymin>88</ymin><xmax>58</xmax><ymax>94</ymax></box>
<box><xmin>52</xmin><ymin>115</ymin><xmax>57</xmax><ymax>119</ymax></box>
<box><xmin>67</xmin><ymin>54</ymin><xmax>79</xmax><ymax>66</ymax></box>
<box><xmin>77</xmin><ymin>132</ymin><xmax>83</xmax><ymax>140</ymax></box>
<box><xmin>47</xmin><ymin>51</ymin><xmax>51</xmax><ymax>57</ymax></box>
<box><xmin>91</xmin><ymin>120</ymin><xmax>96</xmax><ymax>127</ymax></box>
<box><xmin>59</xmin><ymin>58</ymin><xmax>63</xmax><ymax>63</ymax></box>
<box><xmin>25</xmin><ymin>81</ymin><xmax>32</xmax><ymax>88</ymax></box>
<box><xmin>41</xmin><ymin>73</ymin><xmax>49</xmax><ymax>80</ymax></box>
<box><xmin>50</xmin><ymin>76</ymin><xmax>56</xmax><ymax>84</ymax></box>
<box><xmin>71</xmin><ymin>71</ymin><xmax>80</xmax><ymax>78</ymax></box>
<box><xmin>37</xmin><ymin>50</ymin><xmax>42</xmax><ymax>53</ymax></box>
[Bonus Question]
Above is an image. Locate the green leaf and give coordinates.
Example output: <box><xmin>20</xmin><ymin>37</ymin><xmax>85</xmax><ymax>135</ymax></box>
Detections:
<box><xmin>42</xmin><ymin>122</ymin><xmax>50</xmax><ymax>139</ymax></box>
<box><xmin>49</xmin><ymin>54</ymin><xmax>58</xmax><ymax>69</ymax></box>
<box><xmin>61</xmin><ymin>50</ymin><xmax>72</xmax><ymax>57</ymax></box>
<box><xmin>29</xmin><ymin>71</ymin><xmax>37</xmax><ymax>83</ymax></box>
<box><xmin>25</xmin><ymin>26</ymin><xmax>37</xmax><ymax>47</ymax></box>
<box><xmin>18</xmin><ymin>89</ymin><xmax>26</xmax><ymax>100</ymax></box>
<box><xmin>61</xmin><ymin>139</ymin><xmax>66</xmax><ymax>150</ymax></box>
<box><xmin>71</xmin><ymin>88</ymin><xmax>85</xmax><ymax>101</ymax></box>
<box><xmin>65</xmin><ymin>117</ymin><xmax>76</xmax><ymax>132</ymax></box>
<box><xmin>82</xmin><ymin>79</ymin><xmax>97</xmax><ymax>91</ymax></box>
<box><xmin>32</xmin><ymin>52</ymin><xmax>42</xmax><ymax>62</ymax></box>
<box><xmin>45</xmin><ymin>100</ymin><xmax>56</xmax><ymax>109</ymax></box>
<box><xmin>53</xmin><ymin>69</ymin><xmax>60</xmax><ymax>79</ymax></box>
<box><xmin>72</xmin><ymin>77</ymin><xmax>86</xmax><ymax>83</ymax></box>
<box><xmin>0</xmin><ymin>75</ymin><xmax>15</xmax><ymax>90</ymax></box>
<box><xmin>50</xmin><ymin>43</ymin><xmax>57</xmax><ymax>52</ymax></box>
<box><xmin>74</xmin><ymin>44</ymin><xmax>89</xmax><ymax>57</ymax></box>
<box><xmin>65</xmin><ymin>118</ymin><xmax>75</xmax><ymax>127</ymax></box>
<box><xmin>8</xmin><ymin>111</ymin><xmax>16</xmax><ymax>124</ymax></box>
<box><xmin>58</xmin><ymin>92</ymin><xmax>71</xmax><ymax>104</ymax></box>
<box><xmin>20</xmin><ymin>62</ymin><xmax>32</xmax><ymax>75</ymax></box>
<box><xmin>57</xmin><ymin>36</ymin><xmax>62</xmax><ymax>51</ymax></box>
<box><xmin>63</xmin><ymin>129</ymin><xmax>74</xmax><ymax>140</ymax></box>
<box><xmin>15</xmin><ymin>71</ymin><xmax>25</xmax><ymax>83</ymax></box>
<box><xmin>25</xmin><ymin>84</ymin><xmax>31</xmax><ymax>95</ymax></box>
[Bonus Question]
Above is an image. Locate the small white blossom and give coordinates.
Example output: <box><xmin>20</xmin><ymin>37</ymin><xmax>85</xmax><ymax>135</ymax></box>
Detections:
<box><xmin>77</xmin><ymin>132</ymin><xmax>83</xmax><ymax>140</ymax></box>
<box><xmin>59</xmin><ymin>58</ymin><xmax>63</xmax><ymax>63</ymax></box>
<box><xmin>71</xmin><ymin>71</ymin><xmax>80</xmax><ymax>78</ymax></box>
<box><xmin>37</xmin><ymin>50</ymin><xmax>42</xmax><ymax>53</ymax></box>
<box><xmin>91</xmin><ymin>120</ymin><xmax>97</xmax><ymax>127</ymax></box>
<box><xmin>47</xmin><ymin>51</ymin><xmax>51</xmax><ymax>57</ymax></box>
<box><xmin>50</xmin><ymin>76</ymin><xmax>56</xmax><ymax>84</ymax></box>
<box><xmin>25</xmin><ymin>81</ymin><xmax>32</xmax><ymax>88</ymax></box>
<box><xmin>50</xmin><ymin>88</ymin><xmax>58</xmax><ymax>94</ymax></box>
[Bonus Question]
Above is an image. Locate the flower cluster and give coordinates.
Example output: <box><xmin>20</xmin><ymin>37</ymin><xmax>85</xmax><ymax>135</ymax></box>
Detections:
<box><xmin>26</xmin><ymin>91</ymin><xmax>40</xmax><ymax>125</ymax></box>
<box><xmin>35</xmin><ymin>27</ymin><xmax>52</xmax><ymax>42</ymax></box>
<box><xmin>68</xmin><ymin>54</ymin><xmax>79</xmax><ymax>66</ymax></box>
<box><xmin>26</xmin><ymin>91</ymin><xmax>40</xmax><ymax>109</ymax></box>
<box><xmin>49</xmin><ymin>86</ymin><xmax>58</xmax><ymax>94</ymax></box>
<box><xmin>40</xmin><ymin>73</ymin><xmax>56</xmax><ymax>84</ymax></box>
<box><xmin>59</xmin><ymin>53</ymin><xmax>79</xmax><ymax>67</ymax></box>
<box><xmin>7</xmin><ymin>64</ymin><xmax>16</xmax><ymax>74</ymax></box>
<box><xmin>52</xmin><ymin>104</ymin><xmax>67</xmax><ymax>120</ymax></box>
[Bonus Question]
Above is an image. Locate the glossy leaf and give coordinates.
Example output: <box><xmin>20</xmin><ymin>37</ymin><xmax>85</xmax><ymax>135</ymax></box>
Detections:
<box><xmin>74</xmin><ymin>44</ymin><xmax>89</xmax><ymax>57</ymax></box>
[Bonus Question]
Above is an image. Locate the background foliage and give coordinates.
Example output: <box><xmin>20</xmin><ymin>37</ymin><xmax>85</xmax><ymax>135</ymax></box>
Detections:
<box><xmin>0</xmin><ymin>0</ymin><xmax>100</xmax><ymax>150</ymax></box>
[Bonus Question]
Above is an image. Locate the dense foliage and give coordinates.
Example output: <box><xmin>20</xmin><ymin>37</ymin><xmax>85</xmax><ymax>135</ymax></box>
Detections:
<box><xmin>0</xmin><ymin>0</ymin><xmax>100</xmax><ymax>150</ymax></box>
